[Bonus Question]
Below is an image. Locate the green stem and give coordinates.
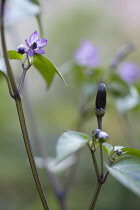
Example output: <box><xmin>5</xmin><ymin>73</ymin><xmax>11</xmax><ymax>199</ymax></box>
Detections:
<box><xmin>97</xmin><ymin>117</ymin><xmax>104</xmax><ymax>178</ymax></box>
<box><xmin>89</xmin><ymin>182</ymin><xmax>102</xmax><ymax>210</ymax></box>
<box><xmin>1</xmin><ymin>72</ymin><xmax>14</xmax><ymax>98</ymax></box>
<box><xmin>100</xmin><ymin>145</ymin><xmax>104</xmax><ymax>178</ymax></box>
<box><xmin>18</xmin><ymin>68</ymin><xmax>27</xmax><ymax>94</ymax></box>
<box><xmin>90</xmin><ymin>150</ymin><xmax>100</xmax><ymax>182</ymax></box>
<box><xmin>1</xmin><ymin>0</ymin><xmax>18</xmax><ymax>97</ymax></box>
<box><xmin>15</xmin><ymin>99</ymin><xmax>50</xmax><ymax>210</ymax></box>
<box><xmin>1</xmin><ymin>1</ymin><xmax>50</xmax><ymax>209</ymax></box>
<box><xmin>97</xmin><ymin>117</ymin><xmax>102</xmax><ymax>130</ymax></box>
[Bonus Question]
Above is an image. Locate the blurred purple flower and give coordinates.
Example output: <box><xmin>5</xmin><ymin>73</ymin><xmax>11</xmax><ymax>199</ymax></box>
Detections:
<box><xmin>25</xmin><ymin>31</ymin><xmax>47</xmax><ymax>57</ymax></box>
<box><xmin>74</xmin><ymin>40</ymin><xmax>100</xmax><ymax>68</ymax></box>
<box><xmin>118</xmin><ymin>62</ymin><xmax>140</xmax><ymax>83</ymax></box>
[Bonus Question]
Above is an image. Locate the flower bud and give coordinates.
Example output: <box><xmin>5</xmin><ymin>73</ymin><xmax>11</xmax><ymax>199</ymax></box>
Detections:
<box><xmin>115</xmin><ymin>149</ymin><xmax>122</xmax><ymax>155</ymax></box>
<box><xmin>98</xmin><ymin>131</ymin><xmax>109</xmax><ymax>143</ymax></box>
<box><xmin>95</xmin><ymin>83</ymin><xmax>106</xmax><ymax>117</ymax></box>
<box><xmin>92</xmin><ymin>129</ymin><xmax>101</xmax><ymax>139</ymax></box>
<box><xmin>17</xmin><ymin>44</ymin><xmax>26</xmax><ymax>54</ymax></box>
<box><xmin>95</xmin><ymin>82</ymin><xmax>106</xmax><ymax>109</ymax></box>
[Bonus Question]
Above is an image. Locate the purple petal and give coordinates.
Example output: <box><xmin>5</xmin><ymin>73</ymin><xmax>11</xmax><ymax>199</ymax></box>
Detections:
<box><xmin>36</xmin><ymin>39</ymin><xmax>47</xmax><ymax>48</ymax></box>
<box><xmin>30</xmin><ymin>31</ymin><xmax>39</xmax><ymax>43</ymax></box>
<box><xmin>34</xmin><ymin>49</ymin><xmax>46</xmax><ymax>54</ymax></box>
<box><xmin>74</xmin><ymin>40</ymin><xmax>100</xmax><ymax>68</ymax></box>
<box><xmin>28</xmin><ymin>49</ymin><xmax>34</xmax><ymax>57</ymax></box>
<box><xmin>118</xmin><ymin>62</ymin><xmax>140</xmax><ymax>83</ymax></box>
<box><xmin>25</xmin><ymin>39</ymin><xmax>31</xmax><ymax>48</ymax></box>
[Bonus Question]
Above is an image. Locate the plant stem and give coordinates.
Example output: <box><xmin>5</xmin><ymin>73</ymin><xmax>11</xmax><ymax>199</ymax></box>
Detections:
<box><xmin>97</xmin><ymin>117</ymin><xmax>102</xmax><ymax>130</ymax></box>
<box><xmin>90</xmin><ymin>150</ymin><xmax>100</xmax><ymax>182</ymax></box>
<box><xmin>89</xmin><ymin>182</ymin><xmax>102</xmax><ymax>210</ymax></box>
<box><xmin>15</xmin><ymin>99</ymin><xmax>50</xmax><ymax>210</ymax></box>
<box><xmin>100</xmin><ymin>145</ymin><xmax>104</xmax><ymax>178</ymax></box>
<box><xmin>97</xmin><ymin>117</ymin><xmax>104</xmax><ymax>178</ymax></box>
<box><xmin>18</xmin><ymin>68</ymin><xmax>27</xmax><ymax>94</ymax></box>
<box><xmin>1</xmin><ymin>72</ymin><xmax>14</xmax><ymax>98</ymax></box>
<box><xmin>1</xmin><ymin>1</ymin><xmax>50</xmax><ymax>209</ymax></box>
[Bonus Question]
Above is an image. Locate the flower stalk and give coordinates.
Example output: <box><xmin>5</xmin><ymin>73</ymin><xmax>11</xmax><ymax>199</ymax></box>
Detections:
<box><xmin>89</xmin><ymin>82</ymin><xmax>107</xmax><ymax>210</ymax></box>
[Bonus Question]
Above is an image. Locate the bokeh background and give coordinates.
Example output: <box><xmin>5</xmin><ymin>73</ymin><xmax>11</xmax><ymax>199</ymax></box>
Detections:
<box><xmin>0</xmin><ymin>0</ymin><xmax>140</xmax><ymax>209</ymax></box>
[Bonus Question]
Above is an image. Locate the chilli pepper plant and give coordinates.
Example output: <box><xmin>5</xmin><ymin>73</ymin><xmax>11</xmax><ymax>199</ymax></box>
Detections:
<box><xmin>1</xmin><ymin>0</ymin><xmax>140</xmax><ymax>210</ymax></box>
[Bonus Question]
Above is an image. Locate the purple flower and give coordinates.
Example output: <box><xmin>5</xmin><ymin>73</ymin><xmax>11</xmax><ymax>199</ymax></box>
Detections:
<box><xmin>25</xmin><ymin>31</ymin><xmax>47</xmax><ymax>57</ymax></box>
<box><xmin>118</xmin><ymin>62</ymin><xmax>140</xmax><ymax>84</ymax></box>
<box><xmin>74</xmin><ymin>40</ymin><xmax>100</xmax><ymax>68</ymax></box>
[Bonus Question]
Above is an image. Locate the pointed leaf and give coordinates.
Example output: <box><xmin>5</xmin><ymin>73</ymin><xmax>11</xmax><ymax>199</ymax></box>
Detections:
<box><xmin>103</xmin><ymin>143</ymin><xmax>113</xmax><ymax>155</ymax></box>
<box><xmin>8</xmin><ymin>50</ymin><xmax>23</xmax><ymax>60</ymax></box>
<box><xmin>106</xmin><ymin>157</ymin><xmax>140</xmax><ymax>196</ymax></box>
<box><xmin>115</xmin><ymin>86</ymin><xmax>139</xmax><ymax>114</ymax></box>
<box><xmin>33</xmin><ymin>54</ymin><xmax>66</xmax><ymax>88</ymax></box>
<box><xmin>56</xmin><ymin>131</ymin><xmax>91</xmax><ymax>163</ymax></box>
<box><xmin>121</xmin><ymin>148</ymin><xmax>140</xmax><ymax>158</ymax></box>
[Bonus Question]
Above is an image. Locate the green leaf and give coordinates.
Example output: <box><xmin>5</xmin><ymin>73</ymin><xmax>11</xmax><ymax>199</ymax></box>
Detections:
<box><xmin>103</xmin><ymin>143</ymin><xmax>113</xmax><ymax>155</ymax></box>
<box><xmin>106</xmin><ymin>157</ymin><xmax>140</xmax><ymax>196</ymax></box>
<box><xmin>8</xmin><ymin>50</ymin><xmax>23</xmax><ymax>60</ymax></box>
<box><xmin>115</xmin><ymin>86</ymin><xmax>139</xmax><ymax>114</ymax></box>
<box><xmin>121</xmin><ymin>148</ymin><xmax>140</xmax><ymax>158</ymax></box>
<box><xmin>33</xmin><ymin>54</ymin><xmax>66</xmax><ymax>88</ymax></box>
<box><xmin>35</xmin><ymin>155</ymin><xmax>77</xmax><ymax>174</ymax></box>
<box><xmin>56</xmin><ymin>131</ymin><xmax>91</xmax><ymax>163</ymax></box>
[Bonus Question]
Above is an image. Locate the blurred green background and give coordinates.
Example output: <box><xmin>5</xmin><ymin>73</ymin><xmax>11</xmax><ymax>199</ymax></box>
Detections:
<box><xmin>0</xmin><ymin>0</ymin><xmax>140</xmax><ymax>209</ymax></box>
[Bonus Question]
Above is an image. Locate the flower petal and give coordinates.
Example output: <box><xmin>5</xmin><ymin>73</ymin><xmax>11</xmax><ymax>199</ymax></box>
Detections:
<box><xmin>34</xmin><ymin>49</ymin><xmax>46</xmax><ymax>54</ymax></box>
<box><xmin>36</xmin><ymin>39</ymin><xmax>48</xmax><ymax>48</ymax></box>
<box><xmin>30</xmin><ymin>31</ymin><xmax>39</xmax><ymax>43</ymax></box>
<box><xmin>28</xmin><ymin>49</ymin><xmax>34</xmax><ymax>57</ymax></box>
<box><xmin>25</xmin><ymin>39</ymin><xmax>31</xmax><ymax>48</ymax></box>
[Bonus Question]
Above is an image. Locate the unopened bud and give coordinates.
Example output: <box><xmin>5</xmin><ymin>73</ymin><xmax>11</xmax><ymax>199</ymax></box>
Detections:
<box><xmin>92</xmin><ymin>129</ymin><xmax>101</xmax><ymax>139</ymax></box>
<box><xmin>17</xmin><ymin>44</ymin><xmax>26</xmax><ymax>54</ymax></box>
<box><xmin>98</xmin><ymin>131</ymin><xmax>109</xmax><ymax>143</ymax></box>
<box><xmin>115</xmin><ymin>149</ymin><xmax>122</xmax><ymax>155</ymax></box>
<box><xmin>95</xmin><ymin>82</ymin><xmax>106</xmax><ymax>117</ymax></box>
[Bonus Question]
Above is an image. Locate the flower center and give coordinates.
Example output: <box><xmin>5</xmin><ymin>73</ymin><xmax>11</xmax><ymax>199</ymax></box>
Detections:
<box><xmin>32</xmin><ymin>42</ymin><xmax>37</xmax><ymax>49</ymax></box>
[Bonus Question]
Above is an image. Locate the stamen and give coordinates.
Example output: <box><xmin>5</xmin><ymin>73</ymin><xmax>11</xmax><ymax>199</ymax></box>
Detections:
<box><xmin>32</xmin><ymin>42</ymin><xmax>37</xmax><ymax>49</ymax></box>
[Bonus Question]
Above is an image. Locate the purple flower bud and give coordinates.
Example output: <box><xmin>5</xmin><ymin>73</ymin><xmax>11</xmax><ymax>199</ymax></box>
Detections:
<box><xmin>118</xmin><ymin>62</ymin><xmax>140</xmax><ymax>84</ymax></box>
<box><xmin>92</xmin><ymin>129</ymin><xmax>101</xmax><ymax>139</ymax></box>
<box><xmin>115</xmin><ymin>149</ymin><xmax>122</xmax><ymax>155</ymax></box>
<box><xmin>95</xmin><ymin>83</ymin><xmax>106</xmax><ymax>118</ymax></box>
<box><xmin>98</xmin><ymin>131</ymin><xmax>109</xmax><ymax>143</ymax></box>
<box><xmin>95</xmin><ymin>83</ymin><xmax>106</xmax><ymax>109</ymax></box>
<box><xmin>17</xmin><ymin>44</ymin><xmax>26</xmax><ymax>54</ymax></box>
<box><xmin>74</xmin><ymin>40</ymin><xmax>100</xmax><ymax>68</ymax></box>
